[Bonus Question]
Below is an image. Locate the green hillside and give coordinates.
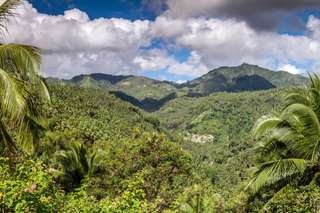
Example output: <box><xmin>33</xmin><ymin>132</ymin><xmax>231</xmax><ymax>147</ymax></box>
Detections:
<box><xmin>62</xmin><ymin>64</ymin><xmax>307</xmax><ymax>112</ymax></box>
<box><xmin>43</xmin><ymin>83</ymin><xmax>160</xmax><ymax>146</ymax></box>
<box><xmin>184</xmin><ymin>63</ymin><xmax>308</xmax><ymax>95</ymax></box>
<box><xmin>70</xmin><ymin>73</ymin><xmax>179</xmax><ymax>100</ymax></box>
<box><xmin>155</xmin><ymin>89</ymin><xmax>286</xmax><ymax>193</ymax></box>
<box><xmin>1</xmin><ymin>82</ymin><xmax>197</xmax><ymax>212</ymax></box>
<box><xmin>1</xmin><ymin>0</ymin><xmax>319</xmax><ymax>212</ymax></box>
<box><xmin>153</xmin><ymin>87</ymin><xmax>320</xmax><ymax>211</ymax></box>
<box><xmin>3</xmin><ymin>78</ymin><xmax>320</xmax><ymax>212</ymax></box>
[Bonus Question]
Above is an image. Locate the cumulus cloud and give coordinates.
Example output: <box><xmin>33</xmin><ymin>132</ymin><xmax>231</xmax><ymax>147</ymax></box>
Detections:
<box><xmin>163</xmin><ymin>0</ymin><xmax>320</xmax><ymax>31</ymax></box>
<box><xmin>278</xmin><ymin>64</ymin><xmax>305</xmax><ymax>75</ymax></box>
<box><xmin>168</xmin><ymin>51</ymin><xmax>209</xmax><ymax>76</ymax></box>
<box><xmin>151</xmin><ymin>15</ymin><xmax>320</xmax><ymax>74</ymax></box>
<box><xmin>134</xmin><ymin>49</ymin><xmax>209</xmax><ymax>77</ymax></box>
<box><xmin>308</xmin><ymin>15</ymin><xmax>320</xmax><ymax>40</ymax></box>
<box><xmin>133</xmin><ymin>48</ymin><xmax>176</xmax><ymax>71</ymax></box>
<box><xmin>7</xmin><ymin>4</ymin><xmax>151</xmax><ymax>52</ymax></box>
<box><xmin>5</xmin><ymin>2</ymin><xmax>154</xmax><ymax>78</ymax></box>
<box><xmin>4</xmin><ymin>2</ymin><xmax>320</xmax><ymax>78</ymax></box>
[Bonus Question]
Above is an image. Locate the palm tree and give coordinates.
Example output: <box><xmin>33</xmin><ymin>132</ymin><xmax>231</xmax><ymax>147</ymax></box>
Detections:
<box><xmin>55</xmin><ymin>142</ymin><xmax>98</xmax><ymax>192</ymax></box>
<box><xmin>0</xmin><ymin>0</ymin><xmax>50</xmax><ymax>154</ymax></box>
<box><xmin>246</xmin><ymin>74</ymin><xmax>320</xmax><ymax>194</ymax></box>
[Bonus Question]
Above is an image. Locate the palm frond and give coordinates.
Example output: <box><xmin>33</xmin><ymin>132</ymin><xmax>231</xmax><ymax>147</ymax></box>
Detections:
<box><xmin>0</xmin><ymin>68</ymin><xmax>28</xmax><ymax>121</ymax></box>
<box><xmin>87</xmin><ymin>152</ymin><xmax>97</xmax><ymax>176</ymax></box>
<box><xmin>285</xmin><ymin>92</ymin><xmax>310</xmax><ymax>107</ymax></box>
<box><xmin>246</xmin><ymin>158</ymin><xmax>308</xmax><ymax>194</ymax></box>
<box><xmin>249</xmin><ymin>74</ymin><xmax>320</xmax><ymax>196</ymax></box>
<box><xmin>16</xmin><ymin>115</ymin><xmax>46</xmax><ymax>154</ymax></box>
<box><xmin>0</xmin><ymin>44</ymin><xmax>50</xmax><ymax>101</ymax></box>
<box><xmin>0</xmin><ymin>44</ymin><xmax>41</xmax><ymax>77</ymax></box>
<box><xmin>252</xmin><ymin>115</ymin><xmax>282</xmax><ymax>138</ymax></box>
<box><xmin>0</xmin><ymin>119</ymin><xmax>16</xmax><ymax>153</ymax></box>
<box><xmin>0</xmin><ymin>0</ymin><xmax>23</xmax><ymax>35</ymax></box>
<box><xmin>259</xmin><ymin>128</ymin><xmax>293</xmax><ymax>157</ymax></box>
<box><xmin>309</xmin><ymin>73</ymin><xmax>320</xmax><ymax>90</ymax></box>
<box><xmin>282</xmin><ymin>103</ymin><xmax>320</xmax><ymax>139</ymax></box>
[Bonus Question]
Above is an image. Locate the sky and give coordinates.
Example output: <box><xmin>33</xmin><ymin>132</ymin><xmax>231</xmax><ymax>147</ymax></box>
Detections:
<box><xmin>5</xmin><ymin>0</ymin><xmax>320</xmax><ymax>81</ymax></box>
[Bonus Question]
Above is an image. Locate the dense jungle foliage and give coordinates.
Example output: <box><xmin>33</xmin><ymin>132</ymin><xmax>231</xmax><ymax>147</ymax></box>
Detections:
<box><xmin>1</xmin><ymin>84</ymin><xmax>196</xmax><ymax>212</ymax></box>
<box><xmin>3</xmin><ymin>80</ymin><xmax>320</xmax><ymax>212</ymax></box>
<box><xmin>1</xmin><ymin>0</ymin><xmax>319</xmax><ymax>212</ymax></box>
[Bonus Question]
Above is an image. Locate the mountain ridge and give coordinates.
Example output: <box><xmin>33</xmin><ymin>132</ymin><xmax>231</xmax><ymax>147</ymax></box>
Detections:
<box><xmin>46</xmin><ymin>63</ymin><xmax>308</xmax><ymax>111</ymax></box>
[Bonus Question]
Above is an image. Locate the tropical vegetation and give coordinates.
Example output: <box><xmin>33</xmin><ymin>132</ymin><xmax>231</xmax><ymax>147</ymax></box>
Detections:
<box><xmin>0</xmin><ymin>0</ymin><xmax>50</xmax><ymax>155</ymax></box>
<box><xmin>0</xmin><ymin>0</ymin><xmax>319</xmax><ymax>212</ymax></box>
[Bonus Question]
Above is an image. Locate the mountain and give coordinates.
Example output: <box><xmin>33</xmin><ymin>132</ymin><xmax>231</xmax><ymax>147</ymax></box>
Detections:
<box><xmin>69</xmin><ymin>74</ymin><xmax>179</xmax><ymax>100</ymax></box>
<box><xmin>182</xmin><ymin>63</ymin><xmax>308</xmax><ymax>95</ymax></box>
<box><xmin>51</xmin><ymin>63</ymin><xmax>307</xmax><ymax>111</ymax></box>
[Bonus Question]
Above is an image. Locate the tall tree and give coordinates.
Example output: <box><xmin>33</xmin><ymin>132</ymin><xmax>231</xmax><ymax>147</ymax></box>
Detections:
<box><xmin>0</xmin><ymin>0</ymin><xmax>50</xmax><ymax>154</ymax></box>
<box><xmin>247</xmin><ymin>74</ymin><xmax>320</xmax><ymax>194</ymax></box>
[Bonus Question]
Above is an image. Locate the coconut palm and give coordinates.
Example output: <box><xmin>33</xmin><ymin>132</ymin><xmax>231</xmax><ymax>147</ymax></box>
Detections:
<box><xmin>55</xmin><ymin>142</ymin><xmax>98</xmax><ymax>191</ymax></box>
<box><xmin>0</xmin><ymin>0</ymin><xmax>50</xmax><ymax>154</ymax></box>
<box><xmin>246</xmin><ymin>74</ymin><xmax>320</xmax><ymax>194</ymax></box>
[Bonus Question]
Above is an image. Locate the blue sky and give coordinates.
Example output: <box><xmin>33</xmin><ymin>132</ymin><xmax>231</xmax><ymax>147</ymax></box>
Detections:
<box><xmin>8</xmin><ymin>0</ymin><xmax>320</xmax><ymax>80</ymax></box>
<box><xmin>31</xmin><ymin>0</ymin><xmax>319</xmax><ymax>34</ymax></box>
<box><xmin>31</xmin><ymin>0</ymin><xmax>157</xmax><ymax>20</ymax></box>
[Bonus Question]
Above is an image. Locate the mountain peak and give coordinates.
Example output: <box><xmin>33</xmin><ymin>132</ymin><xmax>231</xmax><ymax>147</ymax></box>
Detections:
<box><xmin>186</xmin><ymin>63</ymin><xmax>307</xmax><ymax>94</ymax></box>
<box><xmin>239</xmin><ymin>63</ymin><xmax>259</xmax><ymax>68</ymax></box>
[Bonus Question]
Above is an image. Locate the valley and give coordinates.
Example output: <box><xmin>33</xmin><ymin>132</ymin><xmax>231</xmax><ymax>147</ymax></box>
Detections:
<box><xmin>2</xmin><ymin>0</ymin><xmax>320</xmax><ymax>212</ymax></box>
<box><xmin>35</xmin><ymin>63</ymin><xmax>313</xmax><ymax>211</ymax></box>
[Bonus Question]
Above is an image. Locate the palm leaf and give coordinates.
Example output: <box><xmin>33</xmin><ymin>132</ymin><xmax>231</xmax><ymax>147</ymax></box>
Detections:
<box><xmin>0</xmin><ymin>44</ymin><xmax>50</xmax><ymax>102</ymax></box>
<box><xmin>246</xmin><ymin>158</ymin><xmax>308</xmax><ymax>194</ymax></box>
<box><xmin>253</xmin><ymin>115</ymin><xmax>282</xmax><ymax>138</ymax></box>
<box><xmin>259</xmin><ymin>128</ymin><xmax>293</xmax><ymax>157</ymax></box>
<box><xmin>0</xmin><ymin>67</ymin><xmax>28</xmax><ymax>121</ymax></box>
<box><xmin>282</xmin><ymin>103</ymin><xmax>320</xmax><ymax>140</ymax></box>
<box><xmin>0</xmin><ymin>119</ymin><xmax>16</xmax><ymax>153</ymax></box>
<box><xmin>0</xmin><ymin>0</ymin><xmax>23</xmax><ymax>36</ymax></box>
<box><xmin>0</xmin><ymin>44</ymin><xmax>41</xmax><ymax>77</ymax></box>
<box><xmin>285</xmin><ymin>92</ymin><xmax>310</xmax><ymax>107</ymax></box>
<box><xmin>16</xmin><ymin>115</ymin><xmax>46</xmax><ymax>154</ymax></box>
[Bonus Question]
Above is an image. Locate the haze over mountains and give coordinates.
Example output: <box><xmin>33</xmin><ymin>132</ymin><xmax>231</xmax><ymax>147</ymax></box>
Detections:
<box><xmin>49</xmin><ymin>63</ymin><xmax>307</xmax><ymax>111</ymax></box>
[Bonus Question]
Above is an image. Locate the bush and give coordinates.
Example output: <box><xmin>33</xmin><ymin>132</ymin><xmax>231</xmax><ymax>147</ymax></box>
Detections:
<box><xmin>0</xmin><ymin>157</ymin><xmax>63</xmax><ymax>212</ymax></box>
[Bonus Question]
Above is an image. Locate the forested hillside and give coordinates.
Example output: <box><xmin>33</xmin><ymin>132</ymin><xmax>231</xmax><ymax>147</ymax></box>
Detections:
<box><xmin>3</xmin><ymin>72</ymin><xmax>318</xmax><ymax>212</ymax></box>
<box><xmin>1</xmin><ymin>83</ymin><xmax>197</xmax><ymax>212</ymax></box>
<box><xmin>1</xmin><ymin>57</ymin><xmax>315</xmax><ymax>212</ymax></box>
<box><xmin>1</xmin><ymin>0</ymin><xmax>319</xmax><ymax>212</ymax></box>
<box><xmin>4</xmin><ymin>78</ymin><xmax>320</xmax><ymax>212</ymax></box>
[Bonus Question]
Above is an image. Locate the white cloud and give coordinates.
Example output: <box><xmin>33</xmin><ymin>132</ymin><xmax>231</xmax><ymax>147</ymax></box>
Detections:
<box><xmin>5</xmin><ymin>2</ymin><xmax>153</xmax><ymax>78</ymax></box>
<box><xmin>168</xmin><ymin>51</ymin><xmax>208</xmax><ymax>76</ymax></box>
<box><xmin>134</xmin><ymin>49</ymin><xmax>209</xmax><ymax>77</ymax></box>
<box><xmin>152</xmin><ymin>16</ymin><xmax>186</xmax><ymax>38</ymax></box>
<box><xmin>308</xmin><ymin>15</ymin><xmax>320</xmax><ymax>41</ymax></box>
<box><xmin>175</xmin><ymin>79</ymin><xmax>187</xmax><ymax>84</ymax></box>
<box><xmin>64</xmin><ymin>9</ymin><xmax>90</xmax><ymax>22</ymax></box>
<box><xmin>278</xmin><ymin>64</ymin><xmax>305</xmax><ymax>74</ymax></box>
<box><xmin>3</xmin><ymin>2</ymin><xmax>320</xmax><ymax>79</ymax></box>
<box><xmin>42</xmin><ymin>50</ymin><xmax>142</xmax><ymax>79</ymax></box>
<box><xmin>151</xmin><ymin>15</ymin><xmax>320</xmax><ymax>72</ymax></box>
<box><xmin>7</xmin><ymin>3</ymin><xmax>151</xmax><ymax>52</ymax></box>
<box><xmin>133</xmin><ymin>49</ymin><xmax>176</xmax><ymax>71</ymax></box>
